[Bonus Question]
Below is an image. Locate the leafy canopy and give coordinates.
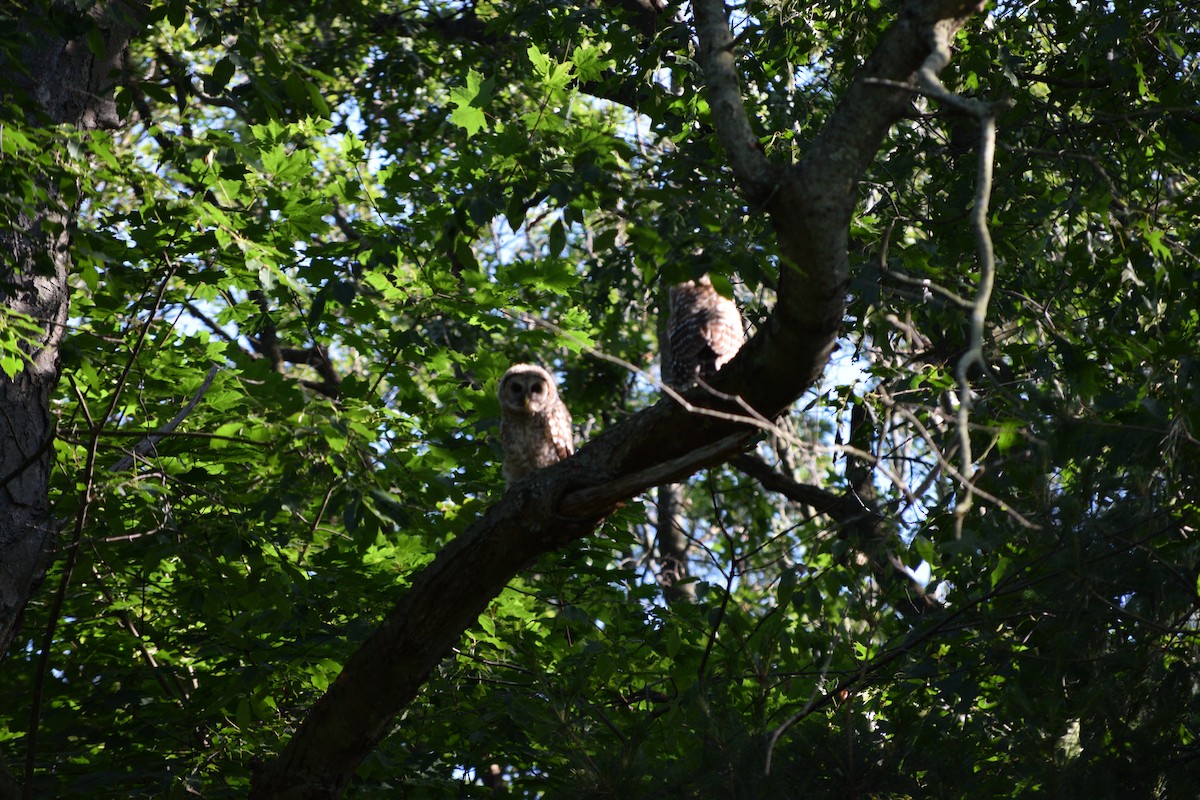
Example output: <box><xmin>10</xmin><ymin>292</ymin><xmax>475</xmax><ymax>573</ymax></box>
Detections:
<box><xmin>1</xmin><ymin>0</ymin><xmax>1198</xmax><ymax>797</ymax></box>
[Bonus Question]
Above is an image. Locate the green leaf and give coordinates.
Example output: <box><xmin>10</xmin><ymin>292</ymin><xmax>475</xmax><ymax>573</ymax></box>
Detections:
<box><xmin>776</xmin><ymin>567</ymin><xmax>796</xmax><ymax>607</ymax></box>
<box><xmin>448</xmin><ymin>70</ymin><xmax>493</xmax><ymax>138</ymax></box>
<box><xmin>527</xmin><ymin>44</ymin><xmax>552</xmax><ymax>78</ymax></box>
<box><xmin>571</xmin><ymin>45</ymin><xmax>610</xmax><ymax>83</ymax></box>
<box><xmin>450</xmin><ymin>104</ymin><xmax>486</xmax><ymax>139</ymax></box>
<box><xmin>996</xmin><ymin>420</ymin><xmax>1020</xmax><ymax>453</ymax></box>
<box><xmin>0</xmin><ymin>354</ymin><xmax>21</xmax><ymax>379</ymax></box>
<box><xmin>708</xmin><ymin>272</ymin><xmax>735</xmax><ymax>298</ymax></box>
<box><xmin>308</xmin><ymin>289</ymin><xmax>327</xmax><ymax>327</ymax></box>
<box><xmin>211</xmin><ymin>57</ymin><xmax>236</xmax><ymax>91</ymax></box>
<box><xmin>548</xmin><ymin>219</ymin><xmax>566</xmax><ymax>256</ymax></box>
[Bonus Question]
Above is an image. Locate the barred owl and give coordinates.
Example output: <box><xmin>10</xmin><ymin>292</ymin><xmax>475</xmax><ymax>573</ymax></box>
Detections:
<box><xmin>498</xmin><ymin>363</ymin><xmax>574</xmax><ymax>485</ymax></box>
<box><xmin>666</xmin><ymin>274</ymin><xmax>745</xmax><ymax>387</ymax></box>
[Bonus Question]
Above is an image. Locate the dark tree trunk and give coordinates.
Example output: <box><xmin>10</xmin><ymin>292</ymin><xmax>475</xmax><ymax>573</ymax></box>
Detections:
<box><xmin>655</xmin><ymin>482</ymin><xmax>696</xmax><ymax>603</ymax></box>
<box><xmin>0</xmin><ymin>0</ymin><xmax>142</xmax><ymax>660</ymax></box>
<box><xmin>0</xmin><ymin>199</ymin><xmax>72</xmax><ymax>661</ymax></box>
<box><xmin>654</xmin><ymin>282</ymin><xmax>696</xmax><ymax>602</ymax></box>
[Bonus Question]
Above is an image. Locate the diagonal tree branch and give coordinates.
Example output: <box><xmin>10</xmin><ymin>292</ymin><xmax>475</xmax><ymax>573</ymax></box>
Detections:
<box><xmin>107</xmin><ymin>364</ymin><xmax>221</xmax><ymax>473</ymax></box>
<box><xmin>691</xmin><ymin>0</ymin><xmax>777</xmax><ymax>202</ymax></box>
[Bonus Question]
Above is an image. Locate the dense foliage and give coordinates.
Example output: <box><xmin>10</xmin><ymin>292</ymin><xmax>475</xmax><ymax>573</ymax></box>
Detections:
<box><xmin>1</xmin><ymin>0</ymin><xmax>1198</xmax><ymax>796</ymax></box>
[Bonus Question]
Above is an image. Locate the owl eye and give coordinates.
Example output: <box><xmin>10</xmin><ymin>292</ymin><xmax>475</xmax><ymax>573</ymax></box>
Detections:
<box><xmin>529</xmin><ymin>382</ymin><xmax>544</xmax><ymax>395</ymax></box>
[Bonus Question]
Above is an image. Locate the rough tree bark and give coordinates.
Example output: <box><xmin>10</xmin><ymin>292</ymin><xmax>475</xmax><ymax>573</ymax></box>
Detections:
<box><xmin>249</xmin><ymin>0</ymin><xmax>984</xmax><ymax>797</ymax></box>
<box><xmin>0</xmin><ymin>7</ymin><xmax>143</xmax><ymax>797</ymax></box>
<box><xmin>0</xmin><ymin>0</ymin><xmax>143</xmax><ymax>662</ymax></box>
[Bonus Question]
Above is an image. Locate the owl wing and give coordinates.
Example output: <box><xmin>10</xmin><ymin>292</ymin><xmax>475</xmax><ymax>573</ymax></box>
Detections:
<box><xmin>550</xmin><ymin>401</ymin><xmax>575</xmax><ymax>460</ymax></box>
<box><xmin>703</xmin><ymin>303</ymin><xmax>745</xmax><ymax>372</ymax></box>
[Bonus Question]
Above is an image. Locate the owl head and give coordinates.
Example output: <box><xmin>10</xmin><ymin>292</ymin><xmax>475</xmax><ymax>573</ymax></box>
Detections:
<box><xmin>669</xmin><ymin>273</ymin><xmax>713</xmax><ymax>314</ymax></box>
<box><xmin>499</xmin><ymin>363</ymin><xmax>559</xmax><ymax>415</ymax></box>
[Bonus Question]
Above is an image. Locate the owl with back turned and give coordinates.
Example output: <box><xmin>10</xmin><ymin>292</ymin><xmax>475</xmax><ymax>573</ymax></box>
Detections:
<box><xmin>499</xmin><ymin>363</ymin><xmax>574</xmax><ymax>485</ymax></box>
<box><xmin>666</xmin><ymin>274</ymin><xmax>746</xmax><ymax>388</ymax></box>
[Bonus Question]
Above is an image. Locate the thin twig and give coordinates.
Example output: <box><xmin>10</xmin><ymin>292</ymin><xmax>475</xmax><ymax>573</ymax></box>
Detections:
<box><xmin>25</xmin><ymin>257</ymin><xmax>178</xmax><ymax>793</ymax></box>
<box><xmin>879</xmin><ymin>266</ymin><xmax>975</xmax><ymax>309</ymax></box>
<box><xmin>525</xmin><ymin>313</ymin><xmax>922</xmax><ymax>507</ymax></box>
<box><xmin>183</xmin><ymin>301</ymin><xmax>244</xmax><ymax>350</ymax></box>
<box><xmin>877</xmin><ymin>386</ymin><xmax>1039</xmax><ymax>529</ymax></box>
<box><xmin>953</xmin><ymin>109</ymin><xmax>1000</xmax><ymax>536</ymax></box>
<box><xmin>527</xmin><ymin>301</ymin><xmax>1034</xmax><ymax>529</ymax></box>
<box><xmin>108</xmin><ymin>364</ymin><xmax>220</xmax><ymax>473</ymax></box>
<box><xmin>697</xmin><ymin>550</ymin><xmax>737</xmax><ymax>684</ymax></box>
<box><xmin>872</xmin><ymin>23</ymin><xmax>1014</xmax><ymax>537</ymax></box>
<box><xmin>765</xmin><ymin>644</ymin><xmax>835</xmax><ymax>774</ymax></box>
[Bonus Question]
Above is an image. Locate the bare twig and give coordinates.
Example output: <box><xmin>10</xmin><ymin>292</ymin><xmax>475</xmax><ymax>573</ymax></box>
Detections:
<box><xmin>108</xmin><ymin>364</ymin><xmax>220</xmax><ymax>473</ymax></box>
<box><xmin>524</xmin><ymin>313</ymin><xmax>922</xmax><ymax>507</ymax></box>
<box><xmin>26</xmin><ymin>256</ymin><xmax>179</xmax><ymax>792</ymax></box>
<box><xmin>870</xmin><ymin>23</ymin><xmax>1014</xmax><ymax>536</ymax></box>
<box><xmin>876</xmin><ymin>386</ymin><xmax>1039</xmax><ymax>529</ymax></box>
<box><xmin>879</xmin><ymin>265</ymin><xmax>976</xmax><ymax>309</ymax></box>
<box><xmin>183</xmin><ymin>301</ymin><xmax>244</xmax><ymax>350</ymax></box>
<box><xmin>734</xmin><ymin>453</ymin><xmax>940</xmax><ymax>616</ymax></box>
<box><xmin>952</xmin><ymin>106</ymin><xmax>1001</xmax><ymax>535</ymax></box>
<box><xmin>697</xmin><ymin>540</ymin><xmax>738</xmax><ymax>683</ymax></box>
<box><xmin>765</xmin><ymin>644</ymin><xmax>835</xmax><ymax>774</ymax></box>
<box><xmin>527</xmin><ymin>302</ymin><xmax>1034</xmax><ymax>532</ymax></box>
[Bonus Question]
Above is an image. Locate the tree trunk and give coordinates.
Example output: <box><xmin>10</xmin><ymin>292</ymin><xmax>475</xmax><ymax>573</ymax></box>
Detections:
<box><xmin>0</xmin><ymin>0</ymin><xmax>142</xmax><ymax>660</ymax></box>
<box><xmin>0</xmin><ymin>197</ymin><xmax>72</xmax><ymax>661</ymax></box>
<box><xmin>654</xmin><ymin>282</ymin><xmax>696</xmax><ymax>602</ymax></box>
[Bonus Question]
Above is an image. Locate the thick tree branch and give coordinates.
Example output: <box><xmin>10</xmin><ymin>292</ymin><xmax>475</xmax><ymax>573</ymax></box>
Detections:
<box><xmin>654</xmin><ymin>483</ymin><xmax>694</xmax><ymax>601</ymax></box>
<box><xmin>250</xmin><ymin>1</ymin><xmax>983</xmax><ymax>795</ymax></box>
<box><xmin>703</xmin><ymin>0</ymin><xmax>983</xmax><ymax>424</ymax></box>
<box><xmin>691</xmin><ymin>0</ymin><xmax>776</xmax><ymax>202</ymax></box>
<box><xmin>562</xmin><ymin>433</ymin><xmax>756</xmax><ymax>516</ymax></box>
